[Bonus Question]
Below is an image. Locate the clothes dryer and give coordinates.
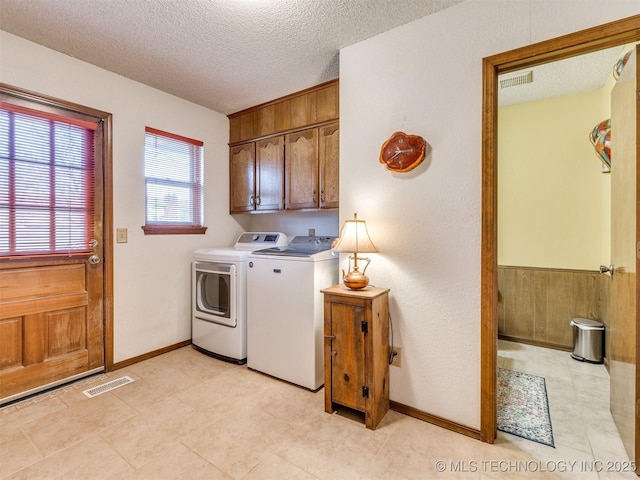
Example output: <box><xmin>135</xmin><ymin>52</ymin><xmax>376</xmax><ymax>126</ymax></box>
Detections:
<box><xmin>192</xmin><ymin>232</ymin><xmax>287</xmax><ymax>363</ymax></box>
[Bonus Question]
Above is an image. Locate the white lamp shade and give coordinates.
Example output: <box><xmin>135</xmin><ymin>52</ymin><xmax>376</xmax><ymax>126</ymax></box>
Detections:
<box><xmin>333</xmin><ymin>215</ymin><xmax>378</xmax><ymax>254</ymax></box>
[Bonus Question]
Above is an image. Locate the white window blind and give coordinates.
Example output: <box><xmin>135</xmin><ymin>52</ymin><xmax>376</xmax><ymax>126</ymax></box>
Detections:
<box><xmin>143</xmin><ymin>127</ymin><xmax>203</xmax><ymax>231</ymax></box>
<box><xmin>0</xmin><ymin>102</ymin><xmax>96</xmax><ymax>258</ymax></box>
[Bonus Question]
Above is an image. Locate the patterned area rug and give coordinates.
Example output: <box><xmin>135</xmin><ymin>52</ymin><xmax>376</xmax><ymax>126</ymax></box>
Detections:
<box><xmin>497</xmin><ymin>368</ymin><xmax>555</xmax><ymax>448</ymax></box>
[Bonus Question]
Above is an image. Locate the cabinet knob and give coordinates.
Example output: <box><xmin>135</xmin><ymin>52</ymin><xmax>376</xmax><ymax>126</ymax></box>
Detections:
<box><xmin>320</xmin><ymin>189</ymin><xmax>325</xmax><ymax>203</ymax></box>
<box><xmin>331</xmin><ymin>350</ymin><xmax>338</xmax><ymax>357</ymax></box>
<box><xmin>249</xmin><ymin>195</ymin><xmax>255</xmax><ymax>206</ymax></box>
<box><xmin>312</xmin><ymin>189</ymin><xmax>317</xmax><ymax>203</ymax></box>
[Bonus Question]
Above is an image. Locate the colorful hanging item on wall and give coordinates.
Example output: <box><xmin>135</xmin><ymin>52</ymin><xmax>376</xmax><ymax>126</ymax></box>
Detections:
<box><xmin>613</xmin><ymin>50</ymin><xmax>632</xmax><ymax>80</ymax></box>
<box><xmin>379</xmin><ymin>132</ymin><xmax>428</xmax><ymax>173</ymax></box>
<box><xmin>589</xmin><ymin>119</ymin><xmax>611</xmax><ymax>172</ymax></box>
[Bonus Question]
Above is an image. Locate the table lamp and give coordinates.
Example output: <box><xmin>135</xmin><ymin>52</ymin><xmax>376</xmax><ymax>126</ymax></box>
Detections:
<box><xmin>332</xmin><ymin>213</ymin><xmax>378</xmax><ymax>289</ymax></box>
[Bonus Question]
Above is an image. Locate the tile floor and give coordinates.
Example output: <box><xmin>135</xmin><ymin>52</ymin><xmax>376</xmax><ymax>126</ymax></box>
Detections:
<box><xmin>0</xmin><ymin>341</ymin><xmax>636</xmax><ymax>479</ymax></box>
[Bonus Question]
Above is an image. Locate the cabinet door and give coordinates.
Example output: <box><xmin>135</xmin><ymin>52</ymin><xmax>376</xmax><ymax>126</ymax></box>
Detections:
<box><xmin>255</xmin><ymin>136</ymin><xmax>284</xmax><ymax>211</ymax></box>
<box><xmin>229</xmin><ymin>143</ymin><xmax>255</xmax><ymax>213</ymax></box>
<box><xmin>318</xmin><ymin>123</ymin><xmax>339</xmax><ymax>209</ymax></box>
<box><xmin>329</xmin><ymin>301</ymin><xmax>366</xmax><ymax>411</ymax></box>
<box><xmin>285</xmin><ymin>129</ymin><xmax>318</xmax><ymax>210</ymax></box>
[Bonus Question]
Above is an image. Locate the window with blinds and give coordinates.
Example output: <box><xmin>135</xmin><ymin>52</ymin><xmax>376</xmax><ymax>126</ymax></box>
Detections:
<box><xmin>143</xmin><ymin>127</ymin><xmax>205</xmax><ymax>234</ymax></box>
<box><xmin>0</xmin><ymin>102</ymin><xmax>96</xmax><ymax>258</ymax></box>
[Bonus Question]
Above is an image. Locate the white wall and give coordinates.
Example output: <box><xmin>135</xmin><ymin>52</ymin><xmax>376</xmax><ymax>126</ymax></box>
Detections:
<box><xmin>240</xmin><ymin>211</ymin><xmax>339</xmax><ymax>240</ymax></box>
<box><xmin>0</xmin><ymin>31</ymin><xmax>244</xmax><ymax>363</ymax></box>
<box><xmin>340</xmin><ymin>0</ymin><xmax>640</xmax><ymax>429</ymax></box>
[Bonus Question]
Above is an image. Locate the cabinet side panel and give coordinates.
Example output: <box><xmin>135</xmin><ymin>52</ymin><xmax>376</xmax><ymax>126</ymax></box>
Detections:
<box><xmin>369</xmin><ymin>293</ymin><xmax>390</xmax><ymax>428</ymax></box>
<box><xmin>324</xmin><ymin>294</ymin><xmax>334</xmax><ymax>413</ymax></box>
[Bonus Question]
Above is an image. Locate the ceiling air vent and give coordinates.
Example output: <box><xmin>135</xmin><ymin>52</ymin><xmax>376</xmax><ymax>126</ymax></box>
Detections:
<box><xmin>500</xmin><ymin>71</ymin><xmax>533</xmax><ymax>89</ymax></box>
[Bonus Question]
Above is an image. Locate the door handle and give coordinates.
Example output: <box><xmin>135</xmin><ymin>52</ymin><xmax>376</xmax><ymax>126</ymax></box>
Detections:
<box><xmin>599</xmin><ymin>264</ymin><xmax>615</xmax><ymax>275</ymax></box>
<box><xmin>88</xmin><ymin>255</ymin><xmax>101</xmax><ymax>265</ymax></box>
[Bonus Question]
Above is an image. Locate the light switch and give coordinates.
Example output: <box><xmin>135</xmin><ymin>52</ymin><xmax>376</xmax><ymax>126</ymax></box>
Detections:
<box><xmin>116</xmin><ymin>228</ymin><xmax>128</xmax><ymax>243</ymax></box>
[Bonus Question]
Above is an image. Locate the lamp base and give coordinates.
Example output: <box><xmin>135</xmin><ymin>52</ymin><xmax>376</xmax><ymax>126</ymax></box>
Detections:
<box><xmin>343</xmin><ymin>270</ymin><xmax>370</xmax><ymax>290</ymax></box>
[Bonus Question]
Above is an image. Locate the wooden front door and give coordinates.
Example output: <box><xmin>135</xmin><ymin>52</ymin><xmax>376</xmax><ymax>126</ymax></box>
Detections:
<box><xmin>609</xmin><ymin>46</ymin><xmax>639</xmax><ymax>466</ymax></box>
<box><xmin>0</xmin><ymin>87</ymin><xmax>108</xmax><ymax>404</ymax></box>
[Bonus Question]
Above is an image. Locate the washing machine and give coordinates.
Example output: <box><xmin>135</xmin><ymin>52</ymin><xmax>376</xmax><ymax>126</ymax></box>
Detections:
<box><xmin>246</xmin><ymin>236</ymin><xmax>338</xmax><ymax>389</ymax></box>
<box><xmin>191</xmin><ymin>232</ymin><xmax>288</xmax><ymax>364</ymax></box>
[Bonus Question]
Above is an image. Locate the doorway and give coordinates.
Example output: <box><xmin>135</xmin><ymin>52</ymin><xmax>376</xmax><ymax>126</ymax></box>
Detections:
<box><xmin>0</xmin><ymin>84</ymin><xmax>114</xmax><ymax>404</ymax></box>
<box><xmin>480</xmin><ymin>14</ymin><xmax>640</xmax><ymax>466</ymax></box>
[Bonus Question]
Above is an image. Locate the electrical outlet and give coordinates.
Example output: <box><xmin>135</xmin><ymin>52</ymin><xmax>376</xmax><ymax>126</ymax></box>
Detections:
<box><xmin>116</xmin><ymin>228</ymin><xmax>128</xmax><ymax>244</ymax></box>
<box><xmin>308</xmin><ymin>228</ymin><xmax>316</xmax><ymax>237</ymax></box>
<box><xmin>391</xmin><ymin>347</ymin><xmax>402</xmax><ymax>367</ymax></box>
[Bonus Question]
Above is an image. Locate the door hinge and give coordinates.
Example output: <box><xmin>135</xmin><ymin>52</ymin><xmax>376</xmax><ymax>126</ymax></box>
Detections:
<box><xmin>361</xmin><ymin>321</ymin><xmax>368</xmax><ymax>333</ymax></box>
<box><xmin>362</xmin><ymin>386</ymin><xmax>369</xmax><ymax>398</ymax></box>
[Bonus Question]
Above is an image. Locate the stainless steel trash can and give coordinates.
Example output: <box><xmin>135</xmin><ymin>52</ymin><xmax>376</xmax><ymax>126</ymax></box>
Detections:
<box><xmin>570</xmin><ymin>317</ymin><xmax>604</xmax><ymax>364</ymax></box>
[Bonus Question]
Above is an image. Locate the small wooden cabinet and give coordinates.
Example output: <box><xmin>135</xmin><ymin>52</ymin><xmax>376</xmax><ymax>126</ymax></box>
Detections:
<box><xmin>322</xmin><ymin>285</ymin><xmax>390</xmax><ymax>429</ymax></box>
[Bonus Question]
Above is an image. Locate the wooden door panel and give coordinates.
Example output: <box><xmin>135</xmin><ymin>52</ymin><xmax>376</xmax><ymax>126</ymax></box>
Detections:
<box><xmin>285</xmin><ymin>129</ymin><xmax>318</xmax><ymax>210</ymax></box>
<box><xmin>0</xmin><ymin>262</ymin><xmax>98</xmax><ymax>400</ymax></box>
<box><xmin>1</xmin><ymin>351</ymin><xmax>89</xmax><ymax>397</ymax></box>
<box><xmin>609</xmin><ymin>47</ymin><xmax>638</xmax><ymax>464</ymax></box>
<box><xmin>0</xmin><ymin>317</ymin><xmax>22</xmax><ymax>369</ymax></box>
<box><xmin>330</xmin><ymin>301</ymin><xmax>366</xmax><ymax>411</ymax></box>
<box><xmin>47</xmin><ymin>307</ymin><xmax>87</xmax><ymax>357</ymax></box>
<box><xmin>229</xmin><ymin>143</ymin><xmax>256</xmax><ymax>213</ymax></box>
<box><xmin>1</xmin><ymin>264</ymin><xmax>86</xmax><ymax>298</ymax></box>
<box><xmin>255</xmin><ymin>136</ymin><xmax>284</xmax><ymax>211</ymax></box>
<box><xmin>319</xmin><ymin>123</ymin><xmax>339</xmax><ymax>209</ymax></box>
<box><xmin>316</xmin><ymin>84</ymin><xmax>339</xmax><ymax>123</ymax></box>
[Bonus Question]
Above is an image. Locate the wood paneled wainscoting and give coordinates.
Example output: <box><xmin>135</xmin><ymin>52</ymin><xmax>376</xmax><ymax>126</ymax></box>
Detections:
<box><xmin>498</xmin><ymin>265</ymin><xmax>609</xmax><ymax>356</ymax></box>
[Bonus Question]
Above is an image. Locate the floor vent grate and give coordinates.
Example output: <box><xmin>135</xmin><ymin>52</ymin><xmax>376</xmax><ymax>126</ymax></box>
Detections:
<box><xmin>82</xmin><ymin>376</ymin><xmax>134</xmax><ymax>398</ymax></box>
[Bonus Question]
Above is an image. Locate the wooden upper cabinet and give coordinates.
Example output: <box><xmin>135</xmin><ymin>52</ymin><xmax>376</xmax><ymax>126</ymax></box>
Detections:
<box><xmin>318</xmin><ymin>123</ymin><xmax>339</xmax><ymax>209</ymax></box>
<box><xmin>274</xmin><ymin>100</ymin><xmax>291</xmax><ymax>134</ymax></box>
<box><xmin>255</xmin><ymin>136</ymin><xmax>284</xmax><ymax>211</ymax></box>
<box><xmin>229</xmin><ymin>143</ymin><xmax>255</xmax><ymax>213</ymax></box>
<box><xmin>285</xmin><ymin>129</ymin><xmax>318</xmax><ymax>210</ymax></box>
<box><xmin>316</xmin><ymin>83</ymin><xmax>339</xmax><ymax>123</ymax></box>
<box><xmin>228</xmin><ymin>80</ymin><xmax>339</xmax><ymax>213</ymax></box>
<box><xmin>229</xmin><ymin>116</ymin><xmax>243</xmax><ymax>144</ymax></box>
<box><xmin>290</xmin><ymin>92</ymin><xmax>316</xmax><ymax>129</ymax></box>
<box><xmin>256</xmin><ymin>105</ymin><xmax>276</xmax><ymax>138</ymax></box>
<box><xmin>228</xmin><ymin>80</ymin><xmax>339</xmax><ymax>144</ymax></box>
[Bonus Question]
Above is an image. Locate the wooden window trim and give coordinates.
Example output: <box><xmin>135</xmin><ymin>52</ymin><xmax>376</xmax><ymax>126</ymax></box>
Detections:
<box><xmin>141</xmin><ymin>225</ymin><xmax>207</xmax><ymax>235</ymax></box>
<box><xmin>143</xmin><ymin>127</ymin><xmax>204</xmax><ymax>232</ymax></box>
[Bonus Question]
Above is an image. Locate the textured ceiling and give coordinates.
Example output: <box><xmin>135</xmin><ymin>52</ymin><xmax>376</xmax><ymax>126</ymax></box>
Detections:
<box><xmin>0</xmin><ymin>0</ymin><xmax>463</xmax><ymax>114</ymax></box>
<box><xmin>498</xmin><ymin>46</ymin><xmax>628</xmax><ymax>107</ymax></box>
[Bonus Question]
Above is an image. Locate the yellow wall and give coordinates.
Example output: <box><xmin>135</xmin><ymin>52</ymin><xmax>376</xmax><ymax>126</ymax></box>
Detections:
<box><xmin>498</xmin><ymin>88</ymin><xmax>611</xmax><ymax>270</ymax></box>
